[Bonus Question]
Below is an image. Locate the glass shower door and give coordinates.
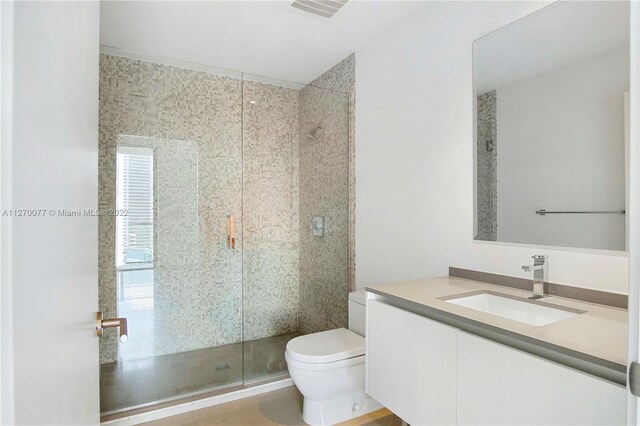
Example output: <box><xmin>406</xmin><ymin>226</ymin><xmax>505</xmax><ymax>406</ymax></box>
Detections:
<box><xmin>98</xmin><ymin>55</ymin><xmax>245</xmax><ymax>415</ymax></box>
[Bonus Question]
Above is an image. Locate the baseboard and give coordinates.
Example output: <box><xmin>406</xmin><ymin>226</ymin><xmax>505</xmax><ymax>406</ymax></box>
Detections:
<box><xmin>101</xmin><ymin>378</ymin><xmax>294</xmax><ymax>426</ymax></box>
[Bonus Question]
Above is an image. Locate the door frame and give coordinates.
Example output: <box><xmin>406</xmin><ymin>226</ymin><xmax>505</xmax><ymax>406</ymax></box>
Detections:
<box><xmin>629</xmin><ymin>1</ymin><xmax>640</xmax><ymax>424</ymax></box>
<box><xmin>0</xmin><ymin>0</ymin><xmax>15</xmax><ymax>423</ymax></box>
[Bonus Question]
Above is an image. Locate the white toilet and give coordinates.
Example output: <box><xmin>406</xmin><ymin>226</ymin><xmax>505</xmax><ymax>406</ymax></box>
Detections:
<box><xmin>285</xmin><ymin>291</ymin><xmax>382</xmax><ymax>426</ymax></box>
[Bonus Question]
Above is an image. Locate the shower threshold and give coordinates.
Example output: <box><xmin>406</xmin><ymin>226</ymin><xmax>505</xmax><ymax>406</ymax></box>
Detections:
<box><xmin>100</xmin><ymin>332</ymin><xmax>300</xmax><ymax>421</ymax></box>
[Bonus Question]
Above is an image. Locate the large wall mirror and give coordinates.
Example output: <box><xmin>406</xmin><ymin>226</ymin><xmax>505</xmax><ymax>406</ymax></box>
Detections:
<box><xmin>473</xmin><ymin>1</ymin><xmax>630</xmax><ymax>251</ymax></box>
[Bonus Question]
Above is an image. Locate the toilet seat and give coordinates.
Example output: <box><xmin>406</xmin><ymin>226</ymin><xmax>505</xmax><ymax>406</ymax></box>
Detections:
<box><xmin>286</xmin><ymin>328</ymin><xmax>364</xmax><ymax>364</ymax></box>
<box><xmin>285</xmin><ymin>351</ymin><xmax>364</xmax><ymax>372</ymax></box>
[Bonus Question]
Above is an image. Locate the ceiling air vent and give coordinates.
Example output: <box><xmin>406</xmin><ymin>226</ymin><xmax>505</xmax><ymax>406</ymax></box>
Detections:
<box><xmin>290</xmin><ymin>0</ymin><xmax>348</xmax><ymax>18</ymax></box>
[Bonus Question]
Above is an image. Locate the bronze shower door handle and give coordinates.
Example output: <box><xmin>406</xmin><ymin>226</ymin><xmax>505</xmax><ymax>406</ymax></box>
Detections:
<box><xmin>226</xmin><ymin>214</ymin><xmax>235</xmax><ymax>250</ymax></box>
<box><xmin>96</xmin><ymin>312</ymin><xmax>128</xmax><ymax>343</ymax></box>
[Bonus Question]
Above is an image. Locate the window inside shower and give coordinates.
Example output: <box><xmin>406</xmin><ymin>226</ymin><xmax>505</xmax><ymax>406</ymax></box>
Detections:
<box><xmin>115</xmin><ymin>146</ymin><xmax>155</xmax><ymax>361</ymax></box>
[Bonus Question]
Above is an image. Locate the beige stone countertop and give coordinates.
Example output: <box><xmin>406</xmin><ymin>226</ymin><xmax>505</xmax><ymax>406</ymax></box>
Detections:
<box><xmin>366</xmin><ymin>276</ymin><xmax>627</xmax><ymax>369</ymax></box>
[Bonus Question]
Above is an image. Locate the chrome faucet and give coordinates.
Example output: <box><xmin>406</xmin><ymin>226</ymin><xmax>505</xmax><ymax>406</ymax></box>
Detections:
<box><xmin>522</xmin><ymin>255</ymin><xmax>546</xmax><ymax>299</ymax></box>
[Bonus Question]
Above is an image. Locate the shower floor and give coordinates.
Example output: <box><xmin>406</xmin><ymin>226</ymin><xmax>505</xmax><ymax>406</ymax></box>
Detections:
<box><xmin>100</xmin><ymin>332</ymin><xmax>301</xmax><ymax>414</ymax></box>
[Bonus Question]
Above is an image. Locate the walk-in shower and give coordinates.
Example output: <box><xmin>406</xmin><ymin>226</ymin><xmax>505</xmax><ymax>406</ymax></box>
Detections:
<box><xmin>97</xmin><ymin>53</ymin><xmax>354</xmax><ymax>416</ymax></box>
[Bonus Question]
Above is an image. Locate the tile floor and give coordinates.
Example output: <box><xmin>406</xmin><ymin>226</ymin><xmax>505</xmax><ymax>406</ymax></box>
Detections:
<box><xmin>100</xmin><ymin>332</ymin><xmax>300</xmax><ymax>414</ymax></box>
<box><xmin>142</xmin><ymin>386</ymin><xmax>402</xmax><ymax>426</ymax></box>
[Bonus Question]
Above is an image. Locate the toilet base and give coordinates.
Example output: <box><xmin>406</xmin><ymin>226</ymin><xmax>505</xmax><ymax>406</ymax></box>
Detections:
<box><xmin>302</xmin><ymin>390</ymin><xmax>383</xmax><ymax>426</ymax></box>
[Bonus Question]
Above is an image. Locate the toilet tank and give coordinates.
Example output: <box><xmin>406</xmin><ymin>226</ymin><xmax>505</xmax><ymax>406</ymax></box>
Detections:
<box><xmin>348</xmin><ymin>291</ymin><xmax>367</xmax><ymax>337</ymax></box>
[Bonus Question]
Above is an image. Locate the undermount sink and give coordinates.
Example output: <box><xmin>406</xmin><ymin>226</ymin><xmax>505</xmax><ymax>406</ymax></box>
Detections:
<box><xmin>442</xmin><ymin>291</ymin><xmax>585</xmax><ymax>326</ymax></box>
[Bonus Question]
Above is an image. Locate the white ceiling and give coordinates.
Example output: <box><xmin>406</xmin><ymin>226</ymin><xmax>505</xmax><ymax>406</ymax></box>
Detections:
<box><xmin>474</xmin><ymin>1</ymin><xmax>630</xmax><ymax>94</ymax></box>
<box><xmin>100</xmin><ymin>1</ymin><xmax>421</xmax><ymax>85</ymax></box>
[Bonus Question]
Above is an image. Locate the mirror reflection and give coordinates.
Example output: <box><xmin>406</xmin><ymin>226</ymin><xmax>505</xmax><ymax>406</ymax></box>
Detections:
<box><xmin>473</xmin><ymin>1</ymin><xmax>630</xmax><ymax>251</ymax></box>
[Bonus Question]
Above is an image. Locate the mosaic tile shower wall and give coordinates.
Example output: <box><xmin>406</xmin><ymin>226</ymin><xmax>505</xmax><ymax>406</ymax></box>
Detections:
<box><xmin>99</xmin><ymin>53</ymin><xmax>354</xmax><ymax>363</ymax></box>
<box><xmin>298</xmin><ymin>55</ymin><xmax>353</xmax><ymax>334</ymax></box>
<box><xmin>99</xmin><ymin>55</ymin><xmax>301</xmax><ymax>363</ymax></box>
<box><xmin>476</xmin><ymin>90</ymin><xmax>498</xmax><ymax>241</ymax></box>
<box><xmin>308</xmin><ymin>54</ymin><xmax>356</xmax><ymax>292</ymax></box>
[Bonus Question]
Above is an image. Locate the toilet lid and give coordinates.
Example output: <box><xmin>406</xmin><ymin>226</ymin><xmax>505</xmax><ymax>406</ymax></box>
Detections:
<box><xmin>286</xmin><ymin>328</ymin><xmax>364</xmax><ymax>364</ymax></box>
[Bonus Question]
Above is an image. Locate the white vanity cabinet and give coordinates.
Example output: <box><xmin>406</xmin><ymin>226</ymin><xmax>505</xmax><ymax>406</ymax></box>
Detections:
<box><xmin>366</xmin><ymin>300</ymin><xmax>457</xmax><ymax>425</ymax></box>
<box><xmin>366</xmin><ymin>299</ymin><xmax>626</xmax><ymax>425</ymax></box>
<box><xmin>456</xmin><ymin>332</ymin><xmax>626</xmax><ymax>425</ymax></box>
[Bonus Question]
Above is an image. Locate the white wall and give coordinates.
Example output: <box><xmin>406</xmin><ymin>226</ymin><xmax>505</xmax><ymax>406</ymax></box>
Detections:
<box><xmin>497</xmin><ymin>46</ymin><xmax>629</xmax><ymax>250</ymax></box>
<box><xmin>355</xmin><ymin>1</ymin><xmax>629</xmax><ymax>294</ymax></box>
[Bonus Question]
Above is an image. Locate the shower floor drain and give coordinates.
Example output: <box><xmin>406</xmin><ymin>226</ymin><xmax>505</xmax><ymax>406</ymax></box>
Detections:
<box><xmin>215</xmin><ymin>363</ymin><xmax>231</xmax><ymax>371</ymax></box>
